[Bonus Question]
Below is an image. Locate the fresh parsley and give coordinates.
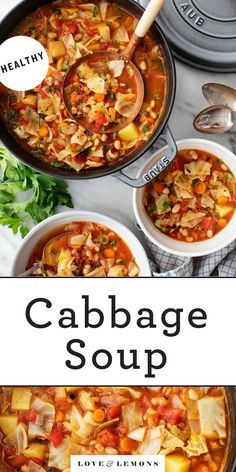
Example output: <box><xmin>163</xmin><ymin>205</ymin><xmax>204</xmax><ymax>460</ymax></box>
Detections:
<box><xmin>163</xmin><ymin>201</ymin><xmax>171</xmax><ymax>211</ymax></box>
<box><xmin>0</xmin><ymin>145</ymin><xmax>73</xmax><ymax>237</ymax></box>
<box><xmin>143</xmin><ymin>124</ymin><xmax>148</xmax><ymax>133</ymax></box>
<box><xmin>92</xmin><ymin>6</ymin><xmax>99</xmax><ymax>16</ymax></box>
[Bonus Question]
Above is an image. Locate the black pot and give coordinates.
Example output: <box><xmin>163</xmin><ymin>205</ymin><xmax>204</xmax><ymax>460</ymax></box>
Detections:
<box><xmin>0</xmin><ymin>0</ymin><xmax>176</xmax><ymax>187</ymax></box>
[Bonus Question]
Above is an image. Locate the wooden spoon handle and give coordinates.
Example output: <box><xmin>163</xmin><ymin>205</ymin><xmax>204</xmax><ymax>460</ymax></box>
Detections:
<box><xmin>135</xmin><ymin>0</ymin><xmax>166</xmax><ymax>38</ymax></box>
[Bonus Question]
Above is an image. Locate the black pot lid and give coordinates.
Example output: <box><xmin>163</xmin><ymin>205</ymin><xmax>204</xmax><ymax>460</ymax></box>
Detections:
<box><xmin>157</xmin><ymin>0</ymin><xmax>236</xmax><ymax>72</ymax></box>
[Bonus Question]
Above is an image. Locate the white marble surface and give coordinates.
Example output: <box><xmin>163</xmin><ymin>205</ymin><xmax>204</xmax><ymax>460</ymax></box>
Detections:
<box><xmin>1</xmin><ymin>0</ymin><xmax>236</xmax><ymax>275</ymax></box>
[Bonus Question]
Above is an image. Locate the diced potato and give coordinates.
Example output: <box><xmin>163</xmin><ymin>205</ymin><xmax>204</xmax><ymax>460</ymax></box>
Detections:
<box><xmin>23</xmin><ymin>443</ymin><xmax>46</xmax><ymax>460</ymax></box>
<box><xmin>66</xmin><ymin>387</ymin><xmax>79</xmax><ymax>393</ymax></box>
<box><xmin>11</xmin><ymin>388</ymin><xmax>32</xmax><ymax>411</ymax></box>
<box><xmin>97</xmin><ymin>23</ymin><xmax>110</xmax><ymax>41</ymax></box>
<box><xmin>215</xmin><ymin>204</ymin><xmax>232</xmax><ymax>218</ymax></box>
<box><xmin>22</xmin><ymin>94</ymin><xmax>38</xmax><ymax>107</ymax></box>
<box><xmin>165</xmin><ymin>453</ymin><xmax>190</xmax><ymax>472</ymax></box>
<box><xmin>118</xmin><ymin>122</ymin><xmax>139</xmax><ymax>142</ymax></box>
<box><xmin>0</xmin><ymin>415</ymin><xmax>18</xmax><ymax>436</ymax></box>
<box><xmin>49</xmin><ymin>40</ymin><xmax>66</xmax><ymax>58</ymax></box>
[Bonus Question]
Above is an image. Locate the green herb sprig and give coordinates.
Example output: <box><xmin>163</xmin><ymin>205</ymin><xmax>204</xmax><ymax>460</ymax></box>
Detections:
<box><xmin>0</xmin><ymin>145</ymin><xmax>73</xmax><ymax>237</ymax></box>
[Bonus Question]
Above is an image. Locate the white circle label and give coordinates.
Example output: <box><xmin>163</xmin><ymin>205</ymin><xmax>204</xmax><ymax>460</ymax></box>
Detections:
<box><xmin>0</xmin><ymin>36</ymin><xmax>49</xmax><ymax>91</ymax></box>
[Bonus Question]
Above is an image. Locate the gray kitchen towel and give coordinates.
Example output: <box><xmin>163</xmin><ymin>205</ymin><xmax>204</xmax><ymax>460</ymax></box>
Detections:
<box><xmin>145</xmin><ymin>237</ymin><xmax>236</xmax><ymax>277</ymax></box>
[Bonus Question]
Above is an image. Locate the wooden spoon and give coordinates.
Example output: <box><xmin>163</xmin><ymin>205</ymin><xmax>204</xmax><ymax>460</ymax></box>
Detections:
<box><xmin>63</xmin><ymin>0</ymin><xmax>166</xmax><ymax>133</ymax></box>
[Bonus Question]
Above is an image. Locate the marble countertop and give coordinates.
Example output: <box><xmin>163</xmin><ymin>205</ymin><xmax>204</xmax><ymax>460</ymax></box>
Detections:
<box><xmin>1</xmin><ymin>0</ymin><xmax>236</xmax><ymax>276</ymax></box>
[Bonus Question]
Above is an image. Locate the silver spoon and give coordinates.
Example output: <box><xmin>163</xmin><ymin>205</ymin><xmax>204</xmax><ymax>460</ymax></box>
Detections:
<box><xmin>193</xmin><ymin>104</ymin><xmax>235</xmax><ymax>134</ymax></box>
<box><xmin>202</xmin><ymin>83</ymin><xmax>236</xmax><ymax>113</ymax></box>
<box><xmin>18</xmin><ymin>263</ymin><xmax>40</xmax><ymax>277</ymax></box>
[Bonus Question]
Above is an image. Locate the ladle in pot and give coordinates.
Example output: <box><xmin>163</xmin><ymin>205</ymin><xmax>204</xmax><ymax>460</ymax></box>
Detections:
<box><xmin>18</xmin><ymin>231</ymin><xmax>77</xmax><ymax>277</ymax></box>
<box><xmin>63</xmin><ymin>0</ymin><xmax>166</xmax><ymax>133</ymax></box>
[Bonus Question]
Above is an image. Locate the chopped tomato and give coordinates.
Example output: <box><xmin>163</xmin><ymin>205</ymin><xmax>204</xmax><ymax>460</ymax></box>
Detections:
<box><xmin>117</xmin><ymin>422</ymin><xmax>127</xmax><ymax>437</ymax></box>
<box><xmin>86</xmin><ymin>27</ymin><xmax>99</xmax><ymax>36</ymax></box>
<box><xmin>7</xmin><ymin>455</ymin><xmax>28</xmax><ymax>468</ymax></box>
<box><xmin>19</xmin><ymin>409</ymin><xmax>37</xmax><ymax>423</ymax></box>
<box><xmin>11</xmin><ymin>102</ymin><xmax>25</xmax><ymax>112</ymax></box>
<box><xmin>106</xmin><ymin>405</ymin><xmax>121</xmax><ymax>420</ymax></box>
<box><xmin>158</xmin><ymin>406</ymin><xmax>182</xmax><ymax>425</ymax></box>
<box><xmin>48</xmin><ymin>423</ymin><xmax>65</xmax><ymax>447</ymax></box>
<box><xmin>181</xmin><ymin>202</ymin><xmax>189</xmax><ymax>213</ymax></box>
<box><xmin>171</xmin><ymin>155</ymin><xmax>184</xmax><ymax>171</ymax></box>
<box><xmin>142</xmin><ymin>395</ymin><xmax>152</xmax><ymax>409</ymax></box>
<box><xmin>37</xmin><ymin>85</ymin><xmax>48</xmax><ymax>98</ymax></box>
<box><xmin>64</xmin><ymin>21</ymin><xmax>78</xmax><ymax>35</ymax></box>
<box><xmin>95</xmin><ymin>113</ymin><xmax>107</xmax><ymax>130</ymax></box>
<box><xmin>231</xmin><ymin>194</ymin><xmax>236</xmax><ymax>204</ymax></box>
<box><xmin>100</xmin><ymin>41</ymin><xmax>111</xmax><ymax>50</ymax></box>
<box><xmin>201</xmin><ymin>216</ymin><xmax>216</xmax><ymax>230</ymax></box>
<box><xmin>54</xmin><ymin>18</ymin><xmax>63</xmax><ymax>35</ymax></box>
<box><xmin>148</xmin><ymin>411</ymin><xmax>160</xmax><ymax>427</ymax></box>
<box><xmin>75</xmin><ymin>154</ymin><xmax>86</xmax><ymax>164</ymax></box>
<box><xmin>97</xmin><ymin>428</ymin><xmax>119</xmax><ymax>448</ymax></box>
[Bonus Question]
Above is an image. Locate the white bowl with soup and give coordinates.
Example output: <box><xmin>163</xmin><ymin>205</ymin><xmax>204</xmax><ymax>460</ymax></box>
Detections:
<box><xmin>133</xmin><ymin>139</ymin><xmax>236</xmax><ymax>257</ymax></box>
<box><xmin>12</xmin><ymin>211</ymin><xmax>151</xmax><ymax>277</ymax></box>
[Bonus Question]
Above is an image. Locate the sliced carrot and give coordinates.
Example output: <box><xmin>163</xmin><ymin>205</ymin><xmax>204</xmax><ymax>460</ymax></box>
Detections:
<box><xmin>153</xmin><ymin>182</ymin><xmax>164</xmax><ymax>193</ymax></box>
<box><xmin>217</xmin><ymin>218</ymin><xmax>227</xmax><ymax>228</ymax></box>
<box><xmin>56</xmin><ymin>410</ymin><xmax>65</xmax><ymax>422</ymax></box>
<box><xmin>193</xmin><ymin>464</ymin><xmax>211</xmax><ymax>472</ymax></box>
<box><xmin>169</xmin><ymin>195</ymin><xmax>177</xmax><ymax>203</ymax></box>
<box><xmin>217</xmin><ymin>196</ymin><xmax>228</xmax><ymax>205</ymax></box>
<box><xmin>191</xmin><ymin>232</ymin><xmax>199</xmax><ymax>242</ymax></box>
<box><xmin>93</xmin><ymin>408</ymin><xmax>106</xmax><ymax>422</ymax></box>
<box><xmin>194</xmin><ymin>182</ymin><xmax>206</xmax><ymax>195</ymax></box>
<box><xmin>94</xmin><ymin>93</ymin><xmax>105</xmax><ymax>102</ymax></box>
<box><xmin>103</xmin><ymin>248</ymin><xmax>115</xmax><ymax>259</ymax></box>
<box><xmin>120</xmin><ymin>437</ymin><xmax>137</xmax><ymax>453</ymax></box>
<box><xmin>39</xmin><ymin>127</ymin><xmax>49</xmax><ymax>138</ymax></box>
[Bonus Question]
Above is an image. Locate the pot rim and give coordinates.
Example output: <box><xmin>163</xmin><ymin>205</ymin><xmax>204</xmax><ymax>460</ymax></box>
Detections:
<box><xmin>0</xmin><ymin>0</ymin><xmax>176</xmax><ymax>180</ymax></box>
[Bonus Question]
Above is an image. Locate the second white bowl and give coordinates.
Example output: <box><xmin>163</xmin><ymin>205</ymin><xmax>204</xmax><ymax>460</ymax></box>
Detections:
<box><xmin>133</xmin><ymin>138</ymin><xmax>236</xmax><ymax>257</ymax></box>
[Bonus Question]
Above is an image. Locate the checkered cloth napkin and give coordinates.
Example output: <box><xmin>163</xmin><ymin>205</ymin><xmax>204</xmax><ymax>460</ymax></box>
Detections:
<box><xmin>137</xmin><ymin>132</ymin><xmax>236</xmax><ymax>277</ymax></box>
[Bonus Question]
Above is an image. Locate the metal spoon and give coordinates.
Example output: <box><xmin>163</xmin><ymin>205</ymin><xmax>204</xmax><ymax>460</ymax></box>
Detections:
<box><xmin>63</xmin><ymin>0</ymin><xmax>166</xmax><ymax>134</ymax></box>
<box><xmin>193</xmin><ymin>104</ymin><xmax>235</xmax><ymax>134</ymax></box>
<box><xmin>202</xmin><ymin>83</ymin><xmax>236</xmax><ymax>112</ymax></box>
<box><xmin>18</xmin><ymin>231</ymin><xmax>76</xmax><ymax>277</ymax></box>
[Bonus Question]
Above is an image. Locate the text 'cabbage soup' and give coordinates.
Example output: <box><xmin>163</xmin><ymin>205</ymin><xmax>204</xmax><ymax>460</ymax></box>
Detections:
<box><xmin>0</xmin><ymin>0</ymin><xmax>167</xmax><ymax>172</ymax></box>
<box><xmin>143</xmin><ymin>149</ymin><xmax>236</xmax><ymax>242</ymax></box>
<box><xmin>0</xmin><ymin>387</ymin><xmax>228</xmax><ymax>472</ymax></box>
<box><xmin>27</xmin><ymin>221</ymin><xmax>140</xmax><ymax>277</ymax></box>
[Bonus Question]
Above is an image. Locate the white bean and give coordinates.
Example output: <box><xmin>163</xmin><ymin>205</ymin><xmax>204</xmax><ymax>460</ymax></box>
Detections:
<box><xmin>172</xmin><ymin>203</ymin><xmax>180</xmax><ymax>213</ymax></box>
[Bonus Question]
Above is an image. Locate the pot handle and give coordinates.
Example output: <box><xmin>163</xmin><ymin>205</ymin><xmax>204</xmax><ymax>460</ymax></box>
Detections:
<box><xmin>113</xmin><ymin>126</ymin><xmax>177</xmax><ymax>188</ymax></box>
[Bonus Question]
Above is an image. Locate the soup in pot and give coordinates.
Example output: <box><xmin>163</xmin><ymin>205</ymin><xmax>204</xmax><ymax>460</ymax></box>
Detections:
<box><xmin>0</xmin><ymin>0</ymin><xmax>167</xmax><ymax>172</ymax></box>
<box><xmin>0</xmin><ymin>387</ymin><xmax>228</xmax><ymax>472</ymax></box>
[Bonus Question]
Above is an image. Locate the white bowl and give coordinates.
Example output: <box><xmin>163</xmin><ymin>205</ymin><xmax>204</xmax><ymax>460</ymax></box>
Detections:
<box><xmin>133</xmin><ymin>138</ymin><xmax>236</xmax><ymax>257</ymax></box>
<box><xmin>11</xmin><ymin>210</ymin><xmax>151</xmax><ymax>276</ymax></box>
